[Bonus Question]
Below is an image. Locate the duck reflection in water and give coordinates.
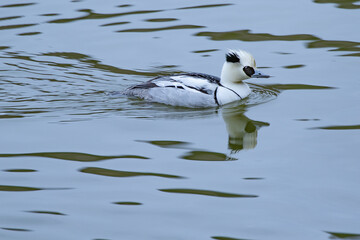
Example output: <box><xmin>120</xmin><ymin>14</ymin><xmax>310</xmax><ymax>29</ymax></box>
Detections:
<box><xmin>221</xmin><ymin>102</ymin><xmax>269</xmax><ymax>153</ymax></box>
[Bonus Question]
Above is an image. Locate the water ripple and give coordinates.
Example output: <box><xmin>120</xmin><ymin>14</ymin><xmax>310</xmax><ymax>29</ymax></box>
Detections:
<box><xmin>0</xmin><ymin>16</ymin><xmax>22</xmax><ymax>21</ymax></box>
<box><xmin>100</xmin><ymin>21</ymin><xmax>130</xmax><ymax>27</ymax></box>
<box><xmin>159</xmin><ymin>188</ymin><xmax>258</xmax><ymax>198</ymax></box>
<box><xmin>196</xmin><ymin>29</ymin><xmax>319</xmax><ymax>42</ymax></box>
<box><xmin>0</xmin><ymin>23</ymin><xmax>37</xmax><ymax>31</ymax></box>
<box><xmin>261</xmin><ymin>83</ymin><xmax>335</xmax><ymax>90</ymax></box>
<box><xmin>1</xmin><ymin>227</ymin><xmax>32</xmax><ymax>232</ymax></box>
<box><xmin>3</xmin><ymin>169</ymin><xmax>37</xmax><ymax>172</ymax></box>
<box><xmin>311</xmin><ymin>124</ymin><xmax>360</xmax><ymax>130</ymax></box>
<box><xmin>283</xmin><ymin>64</ymin><xmax>305</xmax><ymax>69</ymax></box>
<box><xmin>48</xmin><ymin>9</ymin><xmax>162</xmax><ymax>24</ymax></box>
<box><xmin>26</xmin><ymin>210</ymin><xmax>66</xmax><ymax>216</ymax></box>
<box><xmin>0</xmin><ymin>185</ymin><xmax>41</xmax><ymax>192</ymax></box>
<box><xmin>212</xmin><ymin>236</ymin><xmax>248</xmax><ymax>240</ymax></box>
<box><xmin>307</xmin><ymin>40</ymin><xmax>360</xmax><ymax>57</ymax></box>
<box><xmin>177</xmin><ymin>3</ymin><xmax>233</xmax><ymax>10</ymax></box>
<box><xmin>180</xmin><ymin>151</ymin><xmax>236</xmax><ymax>161</ymax></box>
<box><xmin>196</xmin><ymin>30</ymin><xmax>360</xmax><ymax>56</ymax></box>
<box><xmin>0</xmin><ymin>152</ymin><xmax>149</xmax><ymax>162</ymax></box>
<box><xmin>0</xmin><ymin>185</ymin><xmax>70</xmax><ymax>192</ymax></box>
<box><xmin>145</xmin><ymin>18</ymin><xmax>178</xmax><ymax>23</ymax></box>
<box><xmin>0</xmin><ymin>3</ymin><xmax>36</xmax><ymax>8</ymax></box>
<box><xmin>41</xmin><ymin>51</ymin><xmax>178</xmax><ymax>77</ymax></box>
<box><xmin>326</xmin><ymin>231</ymin><xmax>360</xmax><ymax>239</ymax></box>
<box><xmin>136</xmin><ymin>140</ymin><xmax>192</xmax><ymax>149</ymax></box>
<box><xmin>113</xmin><ymin>201</ymin><xmax>142</xmax><ymax>206</ymax></box>
<box><xmin>313</xmin><ymin>0</ymin><xmax>360</xmax><ymax>9</ymax></box>
<box><xmin>117</xmin><ymin>24</ymin><xmax>204</xmax><ymax>33</ymax></box>
<box><xmin>80</xmin><ymin>167</ymin><xmax>184</xmax><ymax>179</ymax></box>
<box><xmin>18</xmin><ymin>31</ymin><xmax>41</xmax><ymax>36</ymax></box>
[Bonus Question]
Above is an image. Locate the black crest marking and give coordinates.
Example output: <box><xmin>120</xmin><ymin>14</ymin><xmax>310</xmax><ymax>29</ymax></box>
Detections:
<box><xmin>226</xmin><ymin>52</ymin><xmax>240</xmax><ymax>63</ymax></box>
<box><xmin>243</xmin><ymin>66</ymin><xmax>255</xmax><ymax>77</ymax></box>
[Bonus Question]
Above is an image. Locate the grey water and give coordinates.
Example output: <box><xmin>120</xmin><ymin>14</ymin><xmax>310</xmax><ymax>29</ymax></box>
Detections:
<box><xmin>1</xmin><ymin>0</ymin><xmax>360</xmax><ymax>239</ymax></box>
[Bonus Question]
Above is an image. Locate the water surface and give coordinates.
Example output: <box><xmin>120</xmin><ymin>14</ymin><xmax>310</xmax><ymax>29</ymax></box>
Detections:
<box><xmin>1</xmin><ymin>0</ymin><xmax>360</xmax><ymax>239</ymax></box>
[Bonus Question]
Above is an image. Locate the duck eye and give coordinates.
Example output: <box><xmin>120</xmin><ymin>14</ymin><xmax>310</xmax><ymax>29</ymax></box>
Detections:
<box><xmin>243</xmin><ymin>66</ymin><xmax>255</xmax><ymax>77</ymax></box>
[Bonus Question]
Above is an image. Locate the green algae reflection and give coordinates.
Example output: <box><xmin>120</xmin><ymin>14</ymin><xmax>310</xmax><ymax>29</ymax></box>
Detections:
<box><xmin>313</xmin><ymin>0</ymin><xmax>360</xmax><ymax>9</ymax></box>
<box><xmin>26</xmin><ymin>210</ymin><xmax>66</xmax><ymax>216</ymax></box>
<box><xmin>80</xmin><ymin>167</ymin><xmax>184</xmax><ymax>179</ymax></box>
<box><xmin>48</xmin><ymin>9</ymin><xmax>162</xmax><ymax>24</ymax></box>
<box><xmin>196</xmin><ymin>29</ymin><xmax>319</xmax><ymax>42</ymax></box>
<box><xmin>326</xmin><ymin>231</ymin><xmax>360</xmax><ymax>239</ymax></box>
<box><xmin>137</xmin><ymin>140</ymin><xmax>191</xmax><ymax>149</ymax></box>
<box><xmin>0</xmin><ymin>185</ymin><xmax>42</xmax><ymax>192</ymax></box>
<box><xmin>0</xmin><ymin>185</ymin><xmax>70</xmax><ymax>192</ymax></box>
<box><xmin>313</xmin><ymin>124</ymin><xmax>360</xmax><ymax>130</ymax></box>
<box><xmin>195</xmin><ymin>29</ymin><xmax>360</xmax><ymax>57</ymax></box>
<box><xmin>0</xmin><ymin>152</ymin><xmax>148</xmax><ymax>162</ymax></box>
<box><xmin>262</xmin><ymin>83</ymin><xmax>335</xmax><ymax>91</ymax></box>
<box><xmin>159</xmin><ymin>188</ymin><xmax>258</xmax><ymax>198</ymax></box>
<box><xmin>113</xmin><ymin>201</ymin><xmax>142</xmax><ymax>206</ymax></box>
<box><xmin>212</xmin><ymin>236</ymin><xmax>252</xmax><ymax>240</ymax></box>
<box><xmin>180</xmin><ymin>151</ymin><xmax>236</xmax><ymax>161</ymax></box>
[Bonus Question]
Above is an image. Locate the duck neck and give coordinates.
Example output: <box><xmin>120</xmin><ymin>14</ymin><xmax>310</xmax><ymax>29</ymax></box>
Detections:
<box><xmin>220</xmin><ymin>63</ymin><xmax>250</xmax><ymax>95</ymax></box>
<box><xmin>221</xmin><ymin>81</ymin><xmax>250</xmax><ymax>98</ymax></box>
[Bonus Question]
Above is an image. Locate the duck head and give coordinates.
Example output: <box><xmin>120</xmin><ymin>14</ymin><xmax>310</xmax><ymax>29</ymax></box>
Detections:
<box><xmin>221</xmin><ymin>49</ymin><xmax>269</xmax><ymax>85</ymax></box>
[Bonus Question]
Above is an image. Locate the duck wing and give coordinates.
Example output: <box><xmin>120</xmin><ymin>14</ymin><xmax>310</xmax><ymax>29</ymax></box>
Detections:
<box><xmin>129</xmin><ymin>73</ymin><xmax>220</xmax><ymax>95</ymax></box>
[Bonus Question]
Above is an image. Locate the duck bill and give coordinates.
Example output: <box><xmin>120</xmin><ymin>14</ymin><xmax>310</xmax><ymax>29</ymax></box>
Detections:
<box><xmin>252</xmin><ymin>69</ymin><xmax>270</xmax><ymax>78</ymax></box>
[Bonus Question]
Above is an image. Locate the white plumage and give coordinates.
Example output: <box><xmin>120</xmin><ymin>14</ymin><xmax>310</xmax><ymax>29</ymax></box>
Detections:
<box><xmin>123</xmin><ymin>49</ymin><xmax>269</xmax><ymax>108</ymax></box>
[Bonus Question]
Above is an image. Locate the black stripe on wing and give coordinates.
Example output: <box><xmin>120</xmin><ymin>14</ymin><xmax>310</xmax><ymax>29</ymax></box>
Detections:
<box><xmin>128</xmin><ymin>81</ymin><xmax>158</xmax><ymax>90</ymax></box>
<box><xmin>158</xmin><ymin>84</ymin><xmax>212</xmax><ymax>95</ymax></box>
<box><xmin>184</xmin><ymin>85</ymin><xmax>212</xmax><ymax>94</ymax></box>
<box><xmin>182</xmin><ymin>72</ymin><xmax>220</xmax><ymax>84</ymax></box>
<box><xmin>128</xmin><ymin>72</ymin><xmax>218</xmax><ymax>95</ymax></box>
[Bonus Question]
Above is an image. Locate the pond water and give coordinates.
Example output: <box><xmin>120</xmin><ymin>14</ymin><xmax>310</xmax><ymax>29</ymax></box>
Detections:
<box><xmin>1</xmin><ymin>0</ymin><xmax>360</xmax><ymax>239</ymax></box>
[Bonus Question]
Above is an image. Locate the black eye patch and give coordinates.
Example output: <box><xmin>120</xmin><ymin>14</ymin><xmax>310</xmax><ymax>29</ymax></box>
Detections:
<box><xmin>243</xmin><ymin>66</ymin><xmax>255</xmax><ymax>77</ymax></box>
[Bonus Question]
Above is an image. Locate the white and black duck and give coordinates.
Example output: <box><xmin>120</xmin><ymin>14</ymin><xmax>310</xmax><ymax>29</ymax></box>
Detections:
<box><xmin>123</xmin><ymin>49</ymin><xmax>270</xmax><ymax>108</ymax></box>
